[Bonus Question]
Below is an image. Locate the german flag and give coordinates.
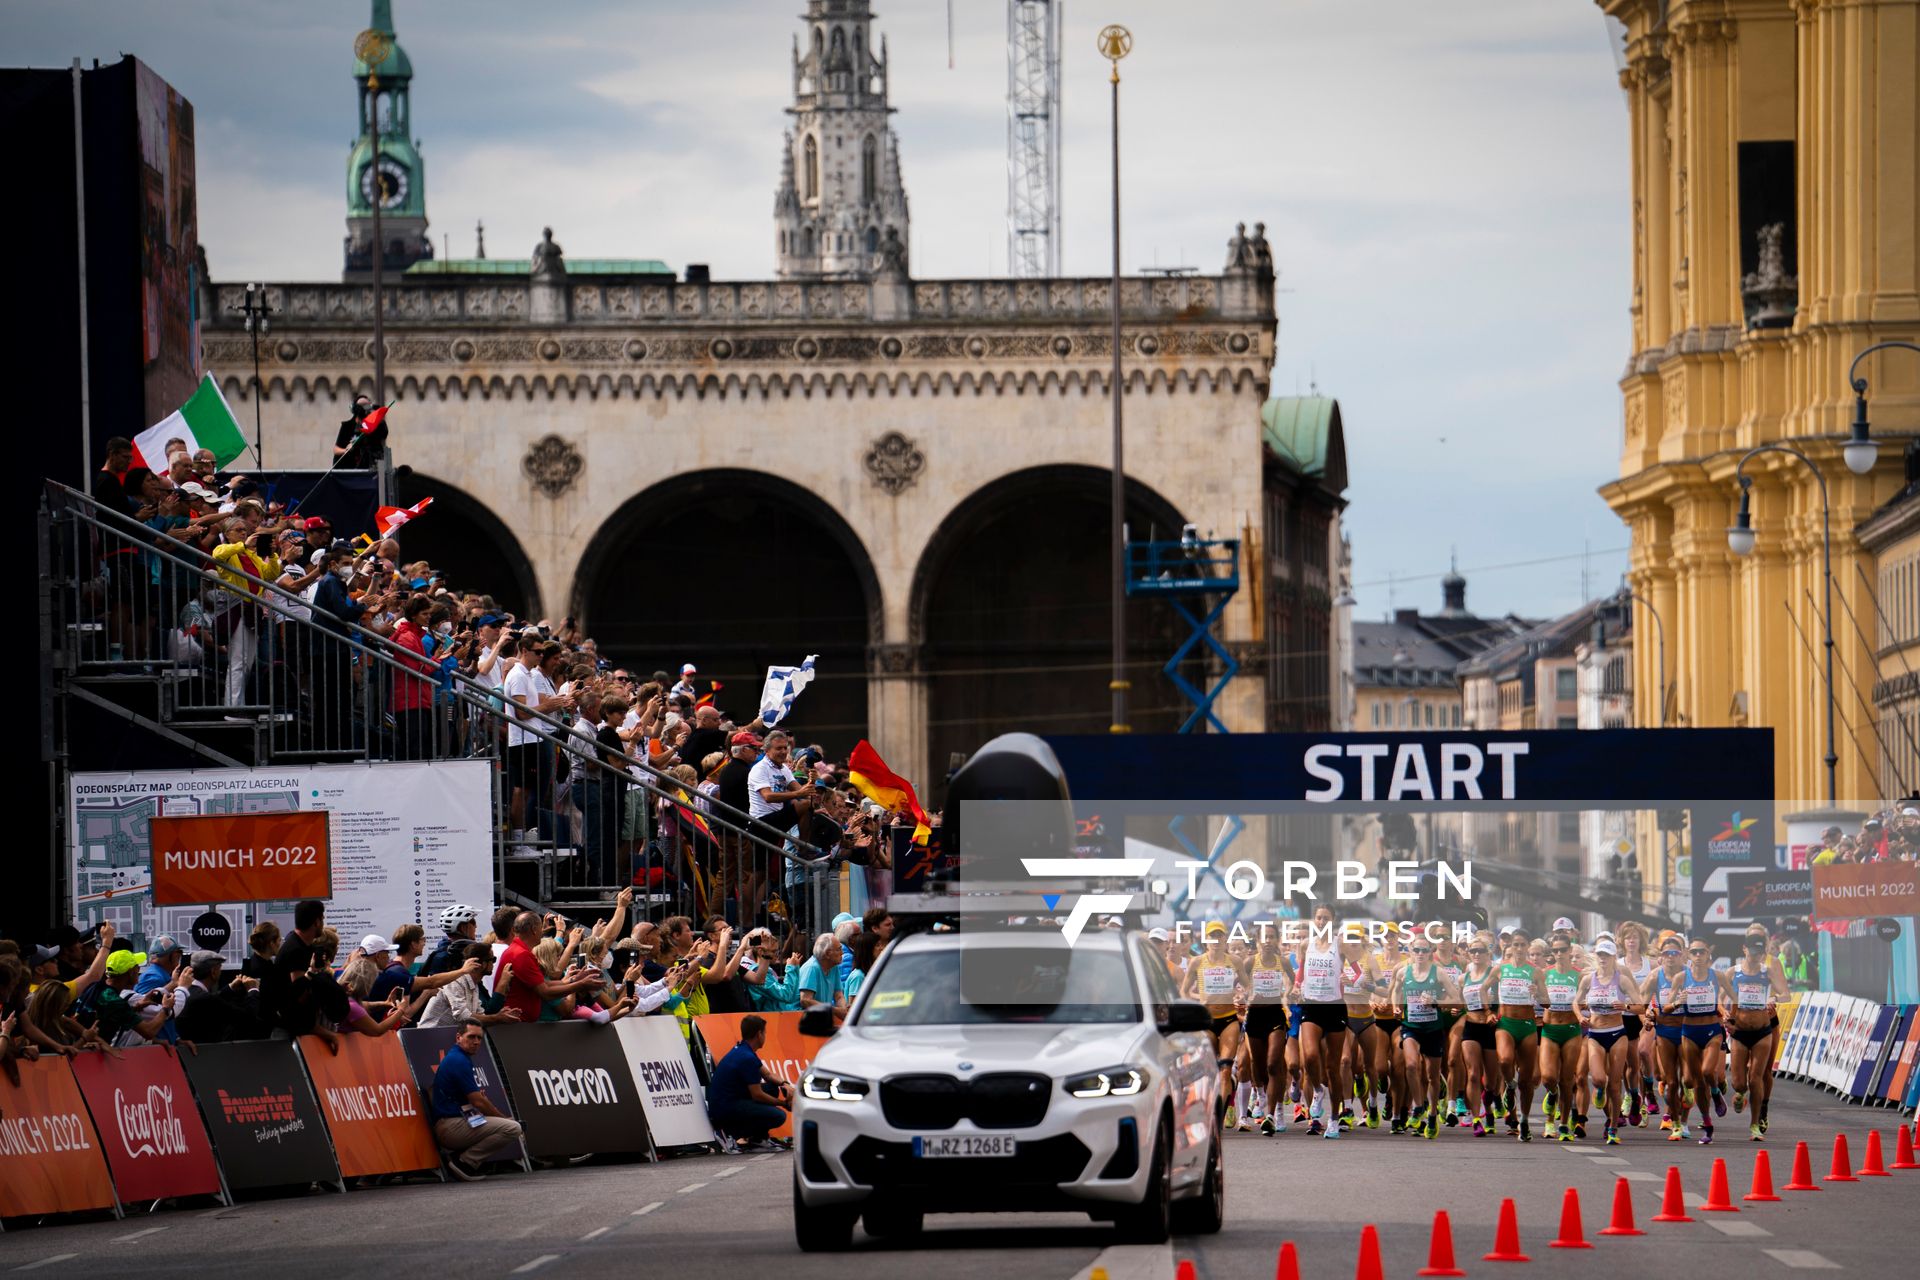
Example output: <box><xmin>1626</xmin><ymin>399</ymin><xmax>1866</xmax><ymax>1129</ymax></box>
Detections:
<box><xmin>847</xmin><ymin>739</ymin><xmax>932</xmax><ymax>844</ymax></box>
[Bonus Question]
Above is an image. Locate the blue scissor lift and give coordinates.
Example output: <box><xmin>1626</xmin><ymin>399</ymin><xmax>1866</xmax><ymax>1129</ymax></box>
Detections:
<box><xmin>1124</xmin><ymin>536</ymin><xmax>1247</xmax><ymax>914</ymax></box>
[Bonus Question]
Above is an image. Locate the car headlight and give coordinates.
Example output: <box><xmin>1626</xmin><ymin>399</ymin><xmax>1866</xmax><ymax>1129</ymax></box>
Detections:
<box><xmin>1063</xmin><ymin>1065</ymin><xmax>1149</xmax><ymax>1099</ymax></box>
<box><xmin>800</xmin><ymin>1070</ymin><xmax>871</xmax><ymax>1102</ymax></box>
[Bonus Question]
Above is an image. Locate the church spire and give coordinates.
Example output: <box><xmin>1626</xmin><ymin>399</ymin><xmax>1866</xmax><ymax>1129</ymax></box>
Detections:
<box><xmin>774</xmin><ymin>0</ymin><xmax>910</xmax><ymax>280</ymax></box>
<box><xmin>344</xmin><ymin>0</ymin><xmax>431</xmax><ymax>278</ymax></box>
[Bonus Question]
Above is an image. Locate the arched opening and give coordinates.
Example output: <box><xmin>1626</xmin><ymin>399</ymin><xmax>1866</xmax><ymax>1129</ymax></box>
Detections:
<box><xmin>390</xmin><ymin>469</ymin><xmax>542</xmax><ymax>619</ymax></box>
<box><xmin>803</xmin><ymin>135</ymin><xmax>819</xmax><ymax>201</ymax></box>
<box><xmin>801</xmin><ymin>225</ymin><xmax>815</xmax><ymax>257</ymax></box>
<box><xmin>574</xmin><ymin>470</ymin><xmax>881</xmax><ymax>756</ymax></box>
<box><xmin>910</xmin><ymin>466</ymin><xmax>1200</xmax><ymax>796</ymax></box>
<box><xmin>861</xmin><ymin>134</ymin><xmax>877</xmax><ymax>203</ymax></box>
<box><xmin>864</xmin><ymin>226</ymin><xmax>879</xmax><ymax>254</ymax></box>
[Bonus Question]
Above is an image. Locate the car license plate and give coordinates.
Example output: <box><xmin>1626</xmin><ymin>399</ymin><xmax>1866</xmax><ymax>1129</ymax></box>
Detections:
<box><xmin>912</xmin><ymin>1134</ymin><xmax>1017</xmax><ymax>1158</ymax></box>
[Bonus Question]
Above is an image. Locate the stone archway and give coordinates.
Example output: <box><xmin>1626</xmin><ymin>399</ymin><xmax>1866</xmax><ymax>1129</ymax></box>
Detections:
<box><xmin>390</xmin><ymin>468</ymin><xmax>543</xmax><ymax>620</ymax></box>
<box><xmin>909</xmin><ymin>464</ymin><xmax>1197</xmax><ymax>794</ymax></box>
<box><xmin>573</xmin><ymin>469</ymin><xmax>882</xmax><ymax>755</ymax></box>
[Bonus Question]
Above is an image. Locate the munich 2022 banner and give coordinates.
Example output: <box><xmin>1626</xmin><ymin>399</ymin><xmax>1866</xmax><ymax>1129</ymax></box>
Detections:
<box><xmin>0</xmin><ymin>1056</ymin><xmax>118</xmax><ymax>1217</ymax></box>
<box><xmin>615</xmin><ymin>1015</ymin><xmax>716</xmax><ymax>1148</ymax></box>
<box><xmin>399</xmin><ymin>1027</ymin><xmax>526</xmax><ymax>1163</ymax></box>
<box><xmin>68</xmin><ymin>761</ymin><xmax>494</xmax><ymax>961</ymax></box>
<box><xmin>694</xmin><ymin>1012</ymin><xmax>831</xmax><ymax>1141</ymax></box>
<box><xmin>69</xmin><ymin>1045</ymin><xmax>224</xmax><ymax>1204</ymax></box>
<box><xmin>487</xmin><ymin>1022</ymin><xmax>654</xmax><ymax>1160</ymax></box>
<box><xmin>299</xmin><ymin>1033</ymin><xmax>440</xmax><ymax>1178</ymax></box>
<box><xmin>179</xmin><ymin>1039</ymin><xmax>339</xmax><ymax>1191</ymax></box>
<box><xmin>148</xmin><ymin>810</ymin><xmax>332</xmax><ymax>906</ymax></box>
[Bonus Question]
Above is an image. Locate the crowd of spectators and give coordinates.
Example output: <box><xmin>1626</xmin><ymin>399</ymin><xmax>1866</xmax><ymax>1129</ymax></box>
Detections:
<box><xmin>1809</xmin><ymin>802</ymin><xmax>1920</xmax><ymax>866</ymax></box>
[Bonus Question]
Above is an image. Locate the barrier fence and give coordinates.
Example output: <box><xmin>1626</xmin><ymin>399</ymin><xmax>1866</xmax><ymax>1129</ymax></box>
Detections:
<box><xmin>0</xmin><ymin>1012</ymin><xmax>828</xmax><ymax>1226</ymax></box>
<box><xmin>1775</xmin><ymin>992</ymin><xmax>1920</xmax><ymax>1111</ymax></box>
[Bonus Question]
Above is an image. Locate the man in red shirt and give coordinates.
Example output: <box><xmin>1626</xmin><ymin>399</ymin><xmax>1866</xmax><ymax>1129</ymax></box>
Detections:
<box><xmin>492</xmin><ymin>911</ymin><xmax>603</xmax><ymax>1023</ymax></box>
<box><xmin>389</xmin><ymin>595</ymin><xmax>441</xmax><ymax>760</ymax></box>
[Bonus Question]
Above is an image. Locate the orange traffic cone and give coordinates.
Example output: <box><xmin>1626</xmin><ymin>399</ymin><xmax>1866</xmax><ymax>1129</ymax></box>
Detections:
<box><xmin>1894</xmin><ymin>1123</ymin><xmax>1919</xmax><ymax>1170</ymax></box>
<box><xmin>1744</xmin><ymin>1149</ymin><xmax>1782</xmax><ymax>1202</ymax></box>
<box><xmin>1823</xmin><ymin>1133</ymin><xmax>1859</xmax><ymax>1182</ymax></box>
<box><xmin>1600</xmin><ymin>1175</ymin><xmax>1646</xmax><ymax>1236</ymax></box>
<box><xmin>1274</xmin><ymin>1242</ymin><xmax>1301</xmax><ymax>1280</ymax></box>
<box><xmin>1651</xmin><ymin>1165</ymin><xmax>1694</xmax><ymax>1223</ymax></box>
<box><xmin>1701</xmin><ymin>1158</ymin><xmax>1739</xmax><ymax>1212</ymax></box>
<box><xmin>1549</xmin><ymin>1185</ymin><xmax>1594</xmax><ymax>1248</ymax></box>
<box><xmin>1483</xmin><ymin>1197</ymin><xmax>1531</xmax><ymax>1262</ymax></box>
<box><xmin>1354</xmin><ymin>1224</ymin><xmax>1384</xmax><ymax>1280</ymax></box>
<box><xmin>1860</xmin><ymin>1130</ymin><xmax>1890</xmax><ymax>1177</ymax></box>
<box><xmin>1176</xmin><ymin>1262</ymin><xmax>1196</xmax><ymax>1280</ymax></box>
<box><xmin>1784</xmin><ymin>1140</ymin><xmax>1821</xmax><ymax>1191</ymax></box>
<box><xmin>1417</xmin><ymin>1210</ymin><xmax>1465</xmax><ymax>1277</ymax></box>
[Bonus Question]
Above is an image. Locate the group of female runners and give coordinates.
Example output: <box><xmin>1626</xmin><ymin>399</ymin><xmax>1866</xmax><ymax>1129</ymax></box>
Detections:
<box><xmin>1170</xmin><ymin>907</ymin><xmax>1790</xmax><ymax>1145</ymax></box>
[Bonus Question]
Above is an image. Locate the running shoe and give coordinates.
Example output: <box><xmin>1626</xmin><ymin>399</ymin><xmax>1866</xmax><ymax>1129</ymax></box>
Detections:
<box><xmin>1750</xmin><ymin>1122</ymin><xmax>1763</xmax><ymax>1142</ymax></box>
<box><xmin>1698</xmin><ymin>1119</ymin><xmax>1714</xmax><ymax>1145</ymax></box>
<box><xmin>1519</xmin><ymin>1115</ymin><xmax>1532</xmax><ymax>1143</ymax></box>
<box><xmin>1260</xmin><ymin>1115</ymin><xmax>1277</xmax><ymax>1137</ymax></box>
<box><xmin>1660</xmin><ymin>1115</ymin><xmax>1674</xmax><ymax>1133</ymax></box>
<box><xmin>1732</xmin><ymin>1089</ymin><xmax>1746</xmax><ymax>1114</ymax></box>
<box><xmin>1390</xmin><ymin>1115</ymin><xmax>1406</xmax><ymax>1135</ymax></box>
<box><xmin>1338</xmin><ymin>1110</ymin><xmax>1354</xmax><ymax>1132</ymax></box>
<box><xmin>1711</xmin><ymin>1088</ymin><xmax>1727</xmax><ymax>1119</ymax></box>
<box><xmin>1605</xmin><ymin>1124</ymin><xmax>1620</xmax><ymax>1146</ymax></box>
<box><xmin>1454</xmin><ymin>1097</ymin><xmax>1469</xmax><ymax>1120</ymax></box>
<box><xmin>1235</xmin><ymin>1113</ymin><xmax>1254</xmax><ymax>1133</ymax></box>
<box><xmin>1557</xmin><ymin>1121</ymin><xmax>1572</xmax><ymax>1143</ymax></box>
<box><xmin>1322</xmin><ymin>1118</ymin><xmax>1340</xmax><ymax>1140</ymax></box>
<box><xmin>1443</xmin><ymin>1106</ymin><xmax>1459</xmax><ymax>1128</ymax></box>
<box><xmin>1425</xmin><ymin>1111</ymin><xmax>1439</xmax><ymax>1140</ymax></box>
<box><xmin>1574</xmin><ymin>1115</ymin><xmax>1588</xmax><ymax>1140</ymax></box>
<box><xmin>1671</xmin><ymin>1123</ymin><xmax>1689</xmax><ymax>1142</ymax></box>
<box><xmin>1628</xmin><ymin>1090</ymin><xmax>1643</xmax><ymax>1126</ymax></box>
<box><xmin>1645</xmin><ymin>1090</ymin><xmax>1660</xmax><ymax>1117</ymax></box>
<box><xmin>1504</xmin><ymin>1082</ymin><xmax>1517</xmax><ymax>1116</ymax></box>
<box><xmin>1294</xmin><ymin>1104</ymin><xmax>1309</xmax><ymax>1125</ymax></box>
<box><xmin>1365</xmin><ymin>1101</ymin><xmax>1379</xmax><ymax>1129</ymax></box>
<box><xmin>1471</xmin><ymin>1115</ymin><xmax>1487</xmax><ymax>1137</ymax></box>
<box><xmin>1308</xmin><ymin>1118</ymin><xmax>1324</xmax><ymax>1136</ymax></box>
<box><xmin>1223</xmin><ymin>1105</ymin><xmax>1238</xmax><ymax>1130</ymax></box>
<box><xmin>1758</xmin><ymin>1107</ymin><xmax>1770</xmax><ymax>1134</ymax></box>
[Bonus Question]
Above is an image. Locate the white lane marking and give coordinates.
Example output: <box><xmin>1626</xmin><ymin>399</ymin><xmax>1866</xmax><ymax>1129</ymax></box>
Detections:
<box><xmin>712</xmin><ymin>1167</ymin><xmax>740</xmax><ymax>1179</ymax></box>
<box><xmin>113</xmin><ymin>1228</ymin><xmax>166</xmax><ymax>1243</ymax></box>
<box><xmin>12</xmin><ymin>1257</ymin><xmax>80</xmax><ymax>1272</ymax></box>
<box><xmin>632</xmin><ymin>1201</ymin><xmax>665</xmax><ymax>1217</ymax></box>
<box><xmin>1589</xmin><ymin>1155</ymin><xmax>1630</xmax><ymax>1166</ymax></box>
<box><xmin>1705</xmin><ymin>1219</ymin><xmax>1771</xmax><ymax>1238</ymax></box>
<box><xmin>1070</xmin><ymin>1242</ymin><xmax>1175</xmax><ymax>1280</ymax></box>
<box><xmin>583</xmin><ymin>1227</ymin><xmax>610</xmax><ymax>1241</ymax></box>
<box><xmin>1622</xmin><ymin>1171</ymin><xmax>1660</xmax><ymax>1181</ymax></box>
<box><xmin>1761</xmin><ymin>1250</ymin><xmax>1839</xmax><ymax>1270</ymax></box>
<box><xmin>512</xmin><ymin>1256</ymin><xmax>562</xmax><ymax>1275</ymax></box>
<box><xmin>676</xmin><ymin>1181</ymin><xmax>708</xmax><ymax>1193</ymax></box>
<box><xmin>752</xmin><ymin>1152</ymin><xmax>775</xmax><ymax>1162</ymax></box>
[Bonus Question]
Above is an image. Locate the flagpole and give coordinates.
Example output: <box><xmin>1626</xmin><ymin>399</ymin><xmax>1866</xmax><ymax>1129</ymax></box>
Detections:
<box><xmin>286</xmin><ymin>402</ymin><xmax>391</xmax><ymax>516</ymax></box>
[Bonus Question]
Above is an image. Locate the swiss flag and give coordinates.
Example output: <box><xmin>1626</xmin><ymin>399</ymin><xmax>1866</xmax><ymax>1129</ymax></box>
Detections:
<box><xmin>375</xmin><ymin>497</ymin><xmax>433</xmax><ymax>537</ymax></box>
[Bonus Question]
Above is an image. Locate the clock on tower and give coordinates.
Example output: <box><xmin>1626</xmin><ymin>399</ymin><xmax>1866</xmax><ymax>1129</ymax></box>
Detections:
<box><xmin>343</xmin><ymin>0</ymin><xmax>432</xmax><ymax>279</ymax></box>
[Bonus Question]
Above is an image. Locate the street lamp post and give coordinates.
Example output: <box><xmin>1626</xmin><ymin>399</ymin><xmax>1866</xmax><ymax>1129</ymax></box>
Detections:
<box><xmin>1848</xmin><ymin>341</ymin><xmax>1920</xmax><ymax>472</ymax></box>
<box><xmin>240</xmin><ymin>283</ymin><xmax>274</xmax><ymax>468</ymax></box>
<box><xmin>355</xmin><ymin>26</ymin><xmax>393</xmax><ymax>407</ymax></box>
<box><xmin>1617</xmin><ymin>583</ymin><xmax>1668</xmax><ymax>727</ymax></box>
<box><xmin>1727</xmin><ymin>444</ymin><xmax>1839</xmax><ymax>805</ymax></box>
<box><xmin>1099</xmin><ymin>23</ymin><xmax>1132</xmax><ymax>734</ymax></box>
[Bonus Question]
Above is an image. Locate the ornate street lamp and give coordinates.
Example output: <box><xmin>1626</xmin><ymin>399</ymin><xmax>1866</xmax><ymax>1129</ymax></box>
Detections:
<box><xmin>1100</xmin><ymin>22</ymin><xmax>1132</xmax><ymax>734</ymax></box>
<box><xmin>240</xmin><ymin>283</ymin><xmax>275</xmax><ymax>468</ymax></box>
<box><xmin>1846</xmin><ymin>340</ymin><xmax>1920</xmax><ymax>475</ymax></box>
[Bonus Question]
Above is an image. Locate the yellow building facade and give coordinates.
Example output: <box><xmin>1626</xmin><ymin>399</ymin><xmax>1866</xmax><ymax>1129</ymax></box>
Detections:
<box><xmin>1596</xmin><ymin>0</ymin><xmax>1920</xmax><ymax>813</ymax></box>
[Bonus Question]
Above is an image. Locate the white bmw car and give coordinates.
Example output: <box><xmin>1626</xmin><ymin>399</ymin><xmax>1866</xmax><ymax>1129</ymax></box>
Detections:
<box><xmin>791</xmin><ymin>926</ymin><xmax>1224</xmax><ymax>1250</ymax></box>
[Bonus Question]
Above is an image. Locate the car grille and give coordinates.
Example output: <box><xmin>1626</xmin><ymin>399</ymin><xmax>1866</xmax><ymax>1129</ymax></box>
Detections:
<box><xmin>842</xmin><ymin>1134</ymin><xmax>1092</xmax><ymax>1189</ymax></box>
<box><xmin>879</xmin><ymin>1072</ymin><xmax>1052</xmax><ymax>1130</ymax></box>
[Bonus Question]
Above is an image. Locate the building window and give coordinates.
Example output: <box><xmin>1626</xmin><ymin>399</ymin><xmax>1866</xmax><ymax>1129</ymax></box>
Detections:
<box><xmin>1555</xmin><ymin>669</ymin><xmax>1576</xmax><ymax>702</ymax></box>
<box><xmin>1424</xmin><ymin>703</ymin><xmax>1434</xmax><ymax>727</ymax></box>
<box><xmin>801</xmin><ymin>226</ymin><xmax>815</xmax><ymax>257</ymax></box>
<box><xmin>1451</xmin><ymin>705</ymin><xmax>1461</xmax><ymax>727</ymax></box>
<box><xmin>1557</xmin><ymin>715</ymin><xmax>1578</xmax><ymax>730</ymax></box>
<box><xmin>804</xmin><ymin>136</ymin><xmax>819</xmax><ymax>200</ymax></box>
<box><xmin>862</xmin><ymin>134</ymin><xmax>878</xmax><ymax>203</ymax></box>
<box><xmin>1558</xmin><ymin>810</ymin><xmax>1581</xmax><ymax>842</ymax></box>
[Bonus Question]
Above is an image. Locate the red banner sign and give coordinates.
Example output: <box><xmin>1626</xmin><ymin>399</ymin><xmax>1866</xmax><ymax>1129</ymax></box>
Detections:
<box><xmin>1812</xmin><ymin>861</ymin><xmax>1920</xmax><ymax>920</ymax></box>
<box><xmin>69</xmin><ymin>1045</ymin><xmax>224</xmax><ymax>1204</ymax></box>
<box><xmin>298</xmin><ymin>1033</ymin><xmax>439</xmax><ymax>1177</ymax></box>
<box><xmin>694</xmin><ymin>1012</ymin><xmax>830</xmax><ymax>1140</ymax></box>
<box><xmin>148</xmin><ymin>811</ymin><xmax>332</xmax><ymax>905</ymax></box>
<box><xmin>0</xmin><ymin>1056</ymin><xmax>117</xmax><ymax>1217</ymax></box>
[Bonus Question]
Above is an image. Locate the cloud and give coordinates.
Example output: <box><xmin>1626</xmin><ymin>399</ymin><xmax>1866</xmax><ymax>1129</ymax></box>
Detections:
<box><xmin>14</xmin><ymin>0</ymin><xmax>1636</xmax><ymax>621</ymax></box>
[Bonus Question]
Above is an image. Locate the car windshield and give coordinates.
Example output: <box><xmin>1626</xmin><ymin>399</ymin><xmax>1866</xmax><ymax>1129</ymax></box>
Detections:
<box><xmin>855</xmin><ymin>942</ymin><xmax>1139</xmax><ymax>1025</ymax></box>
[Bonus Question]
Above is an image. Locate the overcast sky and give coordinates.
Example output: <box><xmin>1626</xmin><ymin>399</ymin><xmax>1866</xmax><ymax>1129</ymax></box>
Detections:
<box><xmin>16</xmin><ymin>0</ymin><xmax>1633</xmax><ymax>622</ymax></box>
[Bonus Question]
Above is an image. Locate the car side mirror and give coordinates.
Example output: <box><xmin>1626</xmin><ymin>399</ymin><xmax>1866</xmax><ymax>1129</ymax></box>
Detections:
<box><xmin>798</xmin><ymin>1004</ymin><xmax>837</xmax><ymax>1038</ymax></box>
<box><xmin>1159</xmin><ymin>1000</ymin><xmax>1212</xmax><ymax>1035</ymax></box>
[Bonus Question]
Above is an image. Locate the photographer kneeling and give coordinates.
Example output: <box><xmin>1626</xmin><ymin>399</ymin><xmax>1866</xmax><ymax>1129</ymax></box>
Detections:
<box><xmin>706</xmin><ymin>1013</ymin><xmax>793</xmax><ymax>1153</ymax></box>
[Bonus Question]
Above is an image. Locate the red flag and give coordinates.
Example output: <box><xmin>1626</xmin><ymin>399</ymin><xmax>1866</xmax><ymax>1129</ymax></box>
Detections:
<box><xmin>846</xmin><ymin>739</ymin><xmax>932</xmax><ymax>844</ymax></box>
<box><xmin>358</xmin><ymin>404</ymin><xmax>390</xmax><ymax>434</ymax></box>
<box><xmin>373</xmin><ymin>496</ymin><xmax>433</xmax><ymax>537</ymax></box>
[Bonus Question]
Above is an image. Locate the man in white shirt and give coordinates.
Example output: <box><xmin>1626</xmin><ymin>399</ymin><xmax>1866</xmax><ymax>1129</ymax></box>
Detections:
<box><xmin>747</xmin><ymin>730</ymin><xmax>809</xmax><ymax>835</ymax></box>
<box><xmin>502</xmin><ymin>640</ymin><xmax>571</xmax><ymax>848</ymax></box>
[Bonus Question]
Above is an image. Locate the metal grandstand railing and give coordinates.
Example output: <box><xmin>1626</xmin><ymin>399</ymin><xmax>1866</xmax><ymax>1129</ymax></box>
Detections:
<box><xmin>42</xmin><ymin>479</ymin><xmax>837</xmax><ymax>934</ymax></box>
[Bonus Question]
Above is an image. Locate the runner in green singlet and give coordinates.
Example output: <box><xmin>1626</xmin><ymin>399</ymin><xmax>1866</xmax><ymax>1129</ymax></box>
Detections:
<box><xmin>1481</xmin><ymin>929</ymin><xmax>1547</xmax><ymax>1143</ymax></box>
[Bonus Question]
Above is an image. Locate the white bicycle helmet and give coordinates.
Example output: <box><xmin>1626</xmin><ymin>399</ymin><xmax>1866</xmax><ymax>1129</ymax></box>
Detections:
<box><xmin>439</xmin><ymin>903</ymin><xmax>480</xmax><ymax>933</ymax></box>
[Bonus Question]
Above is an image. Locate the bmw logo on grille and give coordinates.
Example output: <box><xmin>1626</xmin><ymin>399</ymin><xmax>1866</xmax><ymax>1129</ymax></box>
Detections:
<box><xmin>957</xmin><ymin>1061</ymin><xmax>973</xmax><ymax>1072</ymax></box>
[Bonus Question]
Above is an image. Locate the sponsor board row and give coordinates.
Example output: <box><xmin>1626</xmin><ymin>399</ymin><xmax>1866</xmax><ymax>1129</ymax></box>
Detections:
<box><xmin>0</xmin><ymin>1013</ymin><xmax>802</xmax><ymax>1222</ymax></box>
<box><xmin>1776</xmin><ymin>991</ymin><xmax>1920</xmax><ymax>1110</ymax></box>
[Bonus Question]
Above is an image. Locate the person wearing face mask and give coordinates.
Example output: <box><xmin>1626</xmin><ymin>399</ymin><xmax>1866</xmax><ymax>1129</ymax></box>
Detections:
<box><xmin>310</xmin><ymin>543</ymin><xmax>368</xmax><ymax>750</ymax></box>
<box><xmin>334</xmin><ymin>393</ymin><xmax>387</xmax><ymax>468</ymax></box>
<box><xmin>389</xmin><ymin>594</ymin><xmax>441</xmax><ymax>760</ymax></box>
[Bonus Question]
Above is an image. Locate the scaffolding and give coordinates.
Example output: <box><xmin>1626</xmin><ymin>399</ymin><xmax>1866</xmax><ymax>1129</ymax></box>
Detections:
<box><xmin>1007</xmin><ymin>0</ymin><xmax>1062</xmax><ymax>277</ymax></box>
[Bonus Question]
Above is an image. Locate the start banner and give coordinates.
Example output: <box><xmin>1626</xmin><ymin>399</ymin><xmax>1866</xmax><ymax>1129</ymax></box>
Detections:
<box><xmin>69</xmin><ymin>1045</ymin><xmax>224</xmax><ymax>1205</ymax></box>
<box><xmin>299</xmin><ymin>1033</ymin><xmax>440</xmax><ymax>1178</ymax></box>
<box><xmin>694</xmin><ymin>1012</ymin><xmax>830</xmax><ymax>1141</ymax></box>
<box><xmin>179</xmin><ymin>1039</ymin><xmax>338</xmax><ymax>1190</ymax></box>
<box><xmin>398</xmin><ymin>1027</ymin><xmax>526</xmax><ymax>1164</ymax></box>
<box><xmin>615</xmin><ymin>1015</ymin><xmax>715</xmax><ymax>1148</ymax></box>
<box><xmin>148</xmin><ymin>810</ymin><xmax>331</xmax><ymax>905</ymax></box>
<box><xmin>0</xmin><ymin>1055</ymin><xmax>117</xmax><ymax>1218</ymax></box>
<box><xmin>1812</xmin><ymin>861</ymin><xmax>1920</xmax><ymax>919</ymax></box>
<box><xmin>487</xmin><ymin>1022</ymin><xmax>653</xmax><ymax>1160</ymax></box>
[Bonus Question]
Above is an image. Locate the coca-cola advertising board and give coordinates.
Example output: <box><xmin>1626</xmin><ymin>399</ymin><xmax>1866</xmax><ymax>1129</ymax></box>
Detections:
<box><xmin>70</xmin><ymin>1045</ymin><xmax>224</xmax><ymax>1204</ymax></box>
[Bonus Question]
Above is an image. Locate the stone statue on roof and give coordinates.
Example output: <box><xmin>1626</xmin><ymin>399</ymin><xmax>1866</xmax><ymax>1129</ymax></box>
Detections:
<box><xmin>531</xmin><ymin>226</ymin><xmax>566</xmax><ymax>279</ymax></box>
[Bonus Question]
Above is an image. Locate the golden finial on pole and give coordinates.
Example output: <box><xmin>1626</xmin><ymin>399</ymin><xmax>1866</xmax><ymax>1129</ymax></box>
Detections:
<box><xmin>1098</xmin><ymin>23</ymin><xmax>1131</xmax><ymax>83</ymax></box>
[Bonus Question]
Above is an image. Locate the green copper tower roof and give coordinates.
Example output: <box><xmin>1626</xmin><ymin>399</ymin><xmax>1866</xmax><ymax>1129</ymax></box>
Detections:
<box><xmin>353</xmin><ymin>0</ymin><xmax>413</xmax><ymax>80</ymax></box>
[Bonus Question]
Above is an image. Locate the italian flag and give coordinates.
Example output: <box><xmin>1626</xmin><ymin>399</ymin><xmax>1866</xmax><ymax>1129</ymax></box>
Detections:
<box><xmin>132</xmin><ymin>374</ymin><xmax>248</xmax><ymax>472</ymax></box>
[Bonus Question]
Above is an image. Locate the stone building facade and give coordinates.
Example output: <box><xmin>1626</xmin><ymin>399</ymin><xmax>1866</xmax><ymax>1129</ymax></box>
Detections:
<box><xmin>198</xmin><ymin>0</ymin><xmax>1343</xmax><ymax>788</ymax></box>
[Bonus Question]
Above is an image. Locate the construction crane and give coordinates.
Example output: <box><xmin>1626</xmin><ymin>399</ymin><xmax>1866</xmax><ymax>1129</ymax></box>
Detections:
<box><xmin>1006</xmin><ymin>0</ymin><xmax>1062</xmax><ymax>277</ymax></box>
